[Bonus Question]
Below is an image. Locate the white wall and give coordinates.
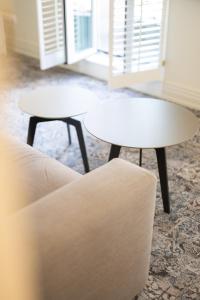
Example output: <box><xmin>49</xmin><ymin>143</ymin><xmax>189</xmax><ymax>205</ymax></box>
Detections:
<box><xmin>0</xmin><ymin>0</ymin><xmax>15</xmax><ymax>51</ymax></box>
<box><xmin>0</xmin><ymin>0</ymin><xmax>14</xmax><ymax>13</ymax></box>
<box><xmin>163</xmin><ymin>0</ymin><xmax>200</xmax><ymax>107</ymax></box>
<box><xmin>0</xmin><ymin>0</ymin><xmax>39</xmax><ymax>57</ymax></box>
<box><xmin>13</xmin><ymin>0</ymin><xmax>39</xmax><ymax>57</ymax></box>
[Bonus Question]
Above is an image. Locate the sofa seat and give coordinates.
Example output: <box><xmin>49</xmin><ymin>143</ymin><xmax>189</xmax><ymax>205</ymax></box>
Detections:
<box><xmin>6</xmin><ymin>137</ymin><xmax>82</xmax><ymax>208</ymax></box>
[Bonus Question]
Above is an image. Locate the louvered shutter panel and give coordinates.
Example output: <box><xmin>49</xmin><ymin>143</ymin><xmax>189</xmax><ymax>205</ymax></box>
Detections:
<box><xmin>37</xmin><ymin>0</ymin><xmax>66</xmax><ymax>70</ymax></box>
<box><xmin>109</xmin><ymin>0</ymin><xmax>167</xmax><ymax>88</ymax></box>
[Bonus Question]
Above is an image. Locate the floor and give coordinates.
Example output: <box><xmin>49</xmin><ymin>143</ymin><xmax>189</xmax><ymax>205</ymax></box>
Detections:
<box><xmin>0</xmin><ymin>54</ymin><xmax>200</xmax><ymax>299</ymax></box>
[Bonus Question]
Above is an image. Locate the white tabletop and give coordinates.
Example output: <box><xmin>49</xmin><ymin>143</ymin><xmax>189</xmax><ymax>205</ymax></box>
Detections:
<box><xmin>84</xmin><ymin>98</ymin><xmax>199</xmax><ymax>149</ymax></box>
<box><xmin>19</xmin><ymin>86</ymin><xmax>99</xmax><ymax>119</ymax></box>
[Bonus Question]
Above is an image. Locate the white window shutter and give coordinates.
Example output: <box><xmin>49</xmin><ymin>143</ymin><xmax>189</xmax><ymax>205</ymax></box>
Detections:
<box><xmin>36</xmin><ymin>0</ymin><xmax>66</xmax><ymax>70</ymax></box>
<box><xmin>109</xmin><ymin>0</ymin><xmax>168</xmax><ymax>88</ymax></box>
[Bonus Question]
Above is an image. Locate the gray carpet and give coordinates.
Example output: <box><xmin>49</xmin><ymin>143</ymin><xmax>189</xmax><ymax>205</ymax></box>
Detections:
<box><xmin>1</xmin><ymin>54</ymin><xmax>200</xmax><ymax>299</ymax></box>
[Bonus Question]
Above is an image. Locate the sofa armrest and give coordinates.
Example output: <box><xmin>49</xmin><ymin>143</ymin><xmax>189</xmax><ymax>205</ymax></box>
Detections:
<box><xmin>15</xmin><ymin>158</ymin><xmax>157</xmax><ymax>300</ymax></box>
<box><xmin>4</xmin><ymin>135</ymin><xmax>81</xmax><ymax>210</ymax></box>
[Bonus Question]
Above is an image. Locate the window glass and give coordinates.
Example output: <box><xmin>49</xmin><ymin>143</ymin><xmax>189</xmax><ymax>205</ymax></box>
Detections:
<box><xmin>73</xmin><ymin>0</ymin><xmax>93</xmax><ymax>52</ymax></box>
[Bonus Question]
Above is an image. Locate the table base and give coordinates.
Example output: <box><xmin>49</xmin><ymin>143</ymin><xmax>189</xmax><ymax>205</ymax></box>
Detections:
<box><xmin>27</xmin><ymin>116</ymin><xmax>90</xmax><ymax>173</ymax></box>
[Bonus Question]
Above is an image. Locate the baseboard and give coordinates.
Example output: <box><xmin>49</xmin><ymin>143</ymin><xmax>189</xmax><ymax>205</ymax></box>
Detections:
<box><xmin>132</xmin><ymin>80</ymin><xmax>200</xmax><ymax>110</ymax></box>
<box><xmin>163</xmin><ymin>82</ymin><xmax>200</xmax><ymax>109</ymax></box>
<box><xmin>14</xmin><ymin>38</ymin><xmax>39</xmax><ymax>59</ymax></box>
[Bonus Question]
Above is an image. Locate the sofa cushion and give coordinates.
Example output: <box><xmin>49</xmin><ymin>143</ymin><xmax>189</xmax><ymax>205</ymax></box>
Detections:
<box><xmin>6</xmin><ymin>136</ymin><xmax>82</xmax><ymax>209</ymax></box>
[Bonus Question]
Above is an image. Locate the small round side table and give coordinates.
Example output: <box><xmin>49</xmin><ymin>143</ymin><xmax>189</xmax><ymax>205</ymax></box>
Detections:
<box><xmin>84</xmin><ymin>98</ymin><xmax>199</xmax><ymax>213</ymax></box>
<box><xmin>19</xmin><ymin>85</ymin><xmax>98</xmax><ymax>173</ymax></box>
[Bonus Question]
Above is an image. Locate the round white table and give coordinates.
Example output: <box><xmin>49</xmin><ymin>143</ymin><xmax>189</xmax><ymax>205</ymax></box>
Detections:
<box><xmin>19</xmin><ymin>86</ymin><xmax>98</xmax><ymax>173</ymax></box>
<box><xmin>84</xmin><ymin>98</ymin><xmax>199</xmax><ymax>213</ymax></box>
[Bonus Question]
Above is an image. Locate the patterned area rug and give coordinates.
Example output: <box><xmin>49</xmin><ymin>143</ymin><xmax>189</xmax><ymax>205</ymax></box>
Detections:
<box><xmin>1</xmin><ymin>54</ymin><xmax>200</xmax><ymax>299</ymax></box>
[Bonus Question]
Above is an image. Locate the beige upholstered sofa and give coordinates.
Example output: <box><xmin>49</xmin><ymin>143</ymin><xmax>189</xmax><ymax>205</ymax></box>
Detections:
<box><xmin>3</xmin><ymin>137</ymin><xmax>157</xmax><ymax>300</ymax></box>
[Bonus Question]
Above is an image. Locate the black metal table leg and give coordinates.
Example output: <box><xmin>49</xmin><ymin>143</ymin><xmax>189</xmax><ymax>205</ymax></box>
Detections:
<box><xmin>66</xmin><ymin>118</ymin><xmax>89</xmax><ymax>173</ymax></box>
<box><xmin>27</xmin><ymin>116</ymin><xmax>40</xmax><ymax>146</ymax></box>
<box><xmin>66</xmin><ymin>123</ymin><xmax>72</xmax><ymax>145</ymax></box>
<box><xmin>26</xmin><ymin>116</ymin><xmax>89</xmax><ymax>173</ymax></box>
<box><xmin>27</xmin><ymin>116</ymin><xmax>53</xmax><ymax>146</ymax></box>
<box><xmin>139</xmin><ymin>148</ymin><xmax>143</xmax><ymax>167</ymax></box>
<box><xmin>108</xmin><ymin>144</ymin><xmax>121</xmax><ymax>161</ymax></box>
<box><xmin>155</xmin><ymin>148</ymin><xmax>170</xmax><ymax>214</ymax></box>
